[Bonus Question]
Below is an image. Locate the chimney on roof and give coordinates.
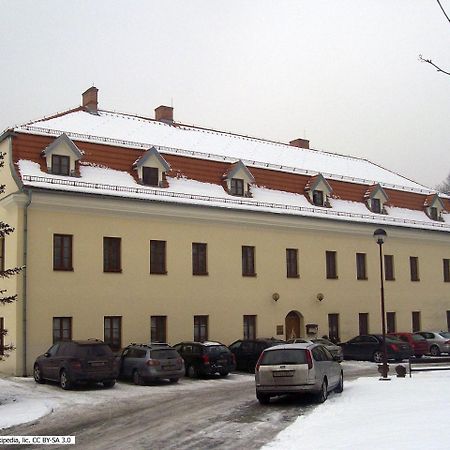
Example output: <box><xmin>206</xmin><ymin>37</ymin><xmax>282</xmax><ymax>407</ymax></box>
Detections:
<box><xmin>155</xmin><ymin>105</ymin><xmax>174</xmax><ymax>124</ymax></box>
<box><xmin>82</xmin><ymin>86</ymin><xmax>99</xmax><ymax>114</ymax></box>
<box><xmin>289</xmin><ymin>138</ymin><xmax>310</xmax><ymax>149</ymax></box>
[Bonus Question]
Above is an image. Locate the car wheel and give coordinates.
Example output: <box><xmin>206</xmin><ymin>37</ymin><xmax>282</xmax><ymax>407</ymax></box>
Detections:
<box><xmin>256</xmin><ymin>393</ymin><xmax>270</xmax><ymax>405</ymax></box>
<box><xmin>187</xmin><ymin>365</ymin><xmax>198</xmax><ymax>378</ymax></box>
<box><xmin>430</xmin><ymin>345</ymin><xmax>441</xmax><ymax>357</ymax></box>
<box><xmin>133</xmin><ymin>370</ymin><xmax>143</xmax><ymax>385</ymax></box>
<box><xmin>373</xmin><ymin>351</ymin><xmax>383</xmax><ymax>363</ymax></box>
<box><xmin>33</xmin><ymin>364</ymin><xmax>45</xmax><ymax>384</ymax></box>
<box><xmin>219</xmin><ymin>370</ymin><xmax>229</xmax><ymax>377</ymax></box>
<box><xmin>103</xmin><ymin>380</ymin><xmax>116</xmax><ymax>388</ymax></box>
<box><xmin>316</xmin><ymin>379</ymin><xmax>328</xmax><ymax>403</ymax></box>
<box><xmin>60</xmin><ymin>370</ymin><xmax>72</xmax><ymax>390</ymax></box>
<box><xmin>169</xmin><ymin>378</ymin><xmax>179</xmax><ymax>383</ymax></box>
<box><xmin>334</xmin><ymin>372</ymin><xmax>344</xmax><ymax>393</ymax></box>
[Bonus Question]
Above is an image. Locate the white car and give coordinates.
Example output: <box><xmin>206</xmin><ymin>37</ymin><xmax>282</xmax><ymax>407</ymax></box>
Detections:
<box><xmin>255</xmin><ymin>343</ymin><xmax>343</xmax><ymax>404</ymax></box>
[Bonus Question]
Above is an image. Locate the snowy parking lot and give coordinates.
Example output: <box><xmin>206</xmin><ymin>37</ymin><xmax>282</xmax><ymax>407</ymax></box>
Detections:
<box><xmin>1</xmin><ymin>361</ymin><xmax>450</xmax><ymax>449</ymax></box>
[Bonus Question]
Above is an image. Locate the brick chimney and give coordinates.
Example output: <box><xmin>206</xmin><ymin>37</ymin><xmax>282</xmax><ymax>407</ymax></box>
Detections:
<box><xmin>289</xmin><ymin>138</ymin><xmax>310</xmax><ymax>149</ymax></box>
<box><xmin>82</xmin><ymin>86</ymin><xmax>98</xmax><ymax>114</ymax></box>
<box><xmin>155</xmin><ymin>105</ymin><xmax>174</xmax><ymax>124</ymax></box>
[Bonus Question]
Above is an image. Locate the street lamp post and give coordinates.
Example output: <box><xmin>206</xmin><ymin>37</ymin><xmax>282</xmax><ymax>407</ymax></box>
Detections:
<box><xmin>373</xmin><ymin>228</ymin><xmax>389</xmax><ymax>380</ymax></box>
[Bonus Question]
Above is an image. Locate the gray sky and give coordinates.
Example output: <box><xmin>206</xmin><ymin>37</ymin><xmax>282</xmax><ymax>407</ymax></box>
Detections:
<box><xmin>1</xmin><ymin>0</ymin><xmax>449</xmax><ymax>188</ymax></box>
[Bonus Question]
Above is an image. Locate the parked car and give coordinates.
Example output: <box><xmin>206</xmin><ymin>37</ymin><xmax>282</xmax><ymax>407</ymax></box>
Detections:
<box><xmin>173</xmin><ymin>341</ymin><xmax>236</xmax><ymax>377</ymax></box>
<box><xmin>255</xmin><ymin>342</ymin><xmax>343</xmax><ymax>405</ymax></box>
<box><xmin>119</xmin><ymin>343</ymin><xmax>185</xmax><ymax>384</ymax></box>
<box><xmin>229</xmin><ymin>338</ymin><xmax>285</xmax><ymax>372</ymax></box>
<box><xmin>33</xmin><ymin>340</ymin><xmax>118</xmax><ymax>389</ymax></box>
<box><xmin>287</xmin><ymin>338</ymin><xmax>343</xmax><ymax>362</ymax></box>
<box><xmin>414</xmin><ymin>331</ymin><xmax>450</xmax><ymax>356</ymax></box>
<box><xmin>339</xmin><ymin>334</ymin><xmax>413</xmax><ymax>363</ymax></box>
<box><xmin>388</xmin><ymin>332</ymin><xmax>428</xmax><ymax>358</ymax></box>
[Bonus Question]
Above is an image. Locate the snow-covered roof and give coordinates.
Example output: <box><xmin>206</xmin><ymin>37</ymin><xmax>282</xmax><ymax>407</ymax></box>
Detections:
<box><xmin>15</xmin><ymin>109</ymin><xmax>431</xmax><ymax>194</ymax></box>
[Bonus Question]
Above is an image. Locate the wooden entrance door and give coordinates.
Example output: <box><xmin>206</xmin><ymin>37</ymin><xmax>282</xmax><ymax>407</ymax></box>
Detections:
<box><xmin>285</xmin><ymin>312</ymin><xmax>300</xmax><ymax>340</ymax></box>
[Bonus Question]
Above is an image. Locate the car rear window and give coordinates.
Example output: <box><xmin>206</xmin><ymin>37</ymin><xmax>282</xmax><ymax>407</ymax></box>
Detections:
<box><xmin>77</xmin><ymin>344</ymin><xmax>113</xmax><ymax>358</ymax></box>
<box><xmin>439</xmin><ymin>332</ymin><xmax>450</xmax><ymax>339</ymax></box>
<box><xmin>205</xmin><ymin>345</ymin><xmax>229</xmax><ymax>356</ymax></box>
<box><xmin>151</xmin><ymin>349</ymin><xmax>179</xmax><ymax>359</ymax></box>
<box><xmin>260</xmin><ymin>349</ymin><xmax>307</xmax><ymax>365</ymax></box>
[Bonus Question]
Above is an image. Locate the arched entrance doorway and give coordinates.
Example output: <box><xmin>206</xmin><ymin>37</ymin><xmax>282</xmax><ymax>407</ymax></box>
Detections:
<box><xmin>285</xmin><ymin>311</ymin><xmax>304</xmax><ymax>340</ymax></box>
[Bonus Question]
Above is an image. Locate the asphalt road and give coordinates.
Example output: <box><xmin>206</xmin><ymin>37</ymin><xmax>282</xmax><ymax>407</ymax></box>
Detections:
<box><xmin>3</xmin><ymin>364</ymin><xmax>377</xmax><ymax>450</ymax></box>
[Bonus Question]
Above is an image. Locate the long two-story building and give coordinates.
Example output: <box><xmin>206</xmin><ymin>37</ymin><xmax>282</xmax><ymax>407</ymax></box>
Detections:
<box><xmin>1</xmin><ymin>87</ymin><xmax>449</xmax><ymax>375</ymax></box>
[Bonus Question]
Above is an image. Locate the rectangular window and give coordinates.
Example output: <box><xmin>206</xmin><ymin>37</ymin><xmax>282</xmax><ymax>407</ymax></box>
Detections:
<box><xmin>0</xmin><ymin>237</ymin><xmax>4</xmax><ymax>272</ymax></box>
<box><xmin>359</xmin><ymin>313</ymin><xmax>369</xmax><ymax>335</ymax></box>
<box><xmin>312</xmin><ymin>190</ymin><xmax>324</xmax><ymax>206</ymax></box>
<box><xmin>194</xmin><ymin>315</ymin><xmax>208</xmax><ymax>342</ymax></box>
<box><xmin>242</xmin><ymin>246</ymin><xmax>256</xmax><ymax>277</ymax></box>
<box><xmin>371</xmin><ymin>198</ymin><xmax>381</xmax><ymax>213</ymax></box>
<box><xmin>386</xmin><ymin>312</ymin><xmax>396</xmax><ymax>333</ymax></box>
<box><xmin>328</xmin><ymin>313</ymin><xmax>339</xmax><ymax>342</ymax></box>
<box><xmin>53</xmin><ymin>234</ymin><xmax>73</xmax><ymax>271</ymax></box>
<box><xmin>243</xmin><ymin>315</ymin><xmax>256</xmax><ymax>340</ymax></box>
<box><xmin>51</xmin><ymin>154</ymin><xmax>70</xmax><ymax>176</ymax></box>
<box><xmin>286</xmin><ymin>248</ymin><xmax>299</xmax><ymax>278</ymax></box>
<box><xmin>409</xmin><ymin>257</ymin><xmax>420</xmax><ymax>281</ymax></box>
<box><xmin>151</xmin><ymin>316</ymin><xmax>167</xmax><ymax>343</ymax></box>
<box><xmin>103</xmin><ymin>237</ymin><xmax>121</xmax><ymax>272</ymax></box>
<box><xmin>230</xmin><ymin>178</ymin><xmax>244</xmax><ymax>196</ymax></box>
<box><xmin>52</xmin><ymin>317</ymin><xmax>72</xmax><ymax>344</ymax></box>
<box><xmin>412</xmin><ymin>311</ymin><xmax>421</xmax><ymax>333</ymax></box>
<box><xmin>104</xmin><ymin>316</ymin><xmax>122</xmax><ymax>352</ymax></box>
<box><xmin>430</xmin><ymin>207</ymin><xmax>438</xmax><ymax>221</ymax></box>
<box><xmin>444</xmin><ymin>259</ymin><xmax>450</xmax><ymax>282</ymax></box>
<box><xmin>356</xmin><ymin>253</ymin><xmax>367</xmax><ymax>280</ymax></box>
<box><xmin>142</xmin><ymin>167</ymin><xmax>159</xmax><ymax>187</ymax></box>
<box><xmin>384</xmin><ymin>255</ymin><xmax>395</xmax><ymax>281</ymax></box>
<box><xmin>192</xmin><ymin>243</ymin><xmax>208</xmax><ymax>275</ymax></box>
<box><xmin>0</xmin><ymin>317</ymin><xmax>4</xmax><ymax>356</ymax></box>
<box><xmin>326</xmin><ymin>251</ymin><xmax>338</xmax><ymax>279</ymax></box>
<box><xmin>150</xmin><ymin>240</ymin><xmax>167</xmax><ymax>274</ymax></box>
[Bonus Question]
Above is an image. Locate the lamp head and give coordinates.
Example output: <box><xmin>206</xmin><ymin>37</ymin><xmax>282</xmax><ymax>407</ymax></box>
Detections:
<box><xmin>373</xmin><ymin>228</ymin><xmax>387</xmax><ymax>245</ymax></box>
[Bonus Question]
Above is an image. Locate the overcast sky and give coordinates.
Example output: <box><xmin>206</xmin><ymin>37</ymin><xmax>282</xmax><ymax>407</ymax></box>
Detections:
<box><xmin>1</xmin><ymin>1</ymin><xmax>449</xmax><ymax>188</ymax></box>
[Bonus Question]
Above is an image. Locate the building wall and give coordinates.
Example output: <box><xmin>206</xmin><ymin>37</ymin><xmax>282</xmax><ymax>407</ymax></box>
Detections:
<box><xmin>13</xmin><ymin>189</ymin><xmax>449</xmax><ymax>375</ymax></box>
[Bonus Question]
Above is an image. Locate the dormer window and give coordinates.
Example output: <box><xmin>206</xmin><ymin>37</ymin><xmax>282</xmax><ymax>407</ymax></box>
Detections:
<box><xmin>143</xmin><ymin>167</ymin><xmax>159</xmax><ymax>187</ymax></box>
<box><xmin>42</xmin><ymin>133</ymin><xmax>83</xmax><ymax>177</ymax></box>
<box><xmin>133</xmin><ymin>147</ymin><xmax>171</xmax><ymax>188</ymax></box>
<box><xmin>312</xmin><ymin>190</ymin><xmax>324</xmax><ymax>206</ymax></box>
<box><xmin>305</xmin><ymin>174</ymin><xmax>333</xmax><ymax>207</ymax></box>
<box><xmin>231</xmin><ymin>178</ymin><xmax>244</xmax><ymax>196</ymax></box>
<box><xmin>224</xmin><ymin>161</ymin><xmax>255</xmax><ymax>198</ymax></box>
<box><xmin>429</xmin><ymin>207</ymin><xmax>438</xmax><ymax>221</ymax></box>
<box><xmin>424</xmin><ymin>194</ymin><xmax>445</xmax><ymax>221</ymax></box>
<box><xmin>52</xmin><ymin>155</ymin><xmax>70</xmax><ymax>176</ymax></box>
<box><xmin>371</xmin><ymin>198</ymin><xmax>381</xmax><ymax>214</ymax></box>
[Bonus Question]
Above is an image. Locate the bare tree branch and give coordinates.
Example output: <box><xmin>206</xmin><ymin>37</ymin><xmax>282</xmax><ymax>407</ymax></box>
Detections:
<box><xmin>436</xmin><ymin>0</ymin><xmax>450</xmax><ymax>24</ymax></box>
<box><xmin>419</xmin><ymin>54</ymin><xmax>450</xmax><ymax>76</ymax></box>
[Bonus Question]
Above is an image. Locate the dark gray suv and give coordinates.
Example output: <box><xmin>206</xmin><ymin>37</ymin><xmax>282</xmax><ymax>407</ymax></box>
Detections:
<box><xmin>33</xmin><ymin>340</ymin><xmax>118</xmax><ymax>389</ymax></box>
<box><xmin>119</xmin><ymin>343</ymin><xmax>185</xmax><ymax>384</ymax></box>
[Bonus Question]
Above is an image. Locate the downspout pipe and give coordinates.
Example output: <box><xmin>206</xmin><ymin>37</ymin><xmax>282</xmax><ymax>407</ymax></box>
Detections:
<box><xmin>22</xmin><ymin>188</ymin><xmax>32</xmax><ymax>376</ymax></box>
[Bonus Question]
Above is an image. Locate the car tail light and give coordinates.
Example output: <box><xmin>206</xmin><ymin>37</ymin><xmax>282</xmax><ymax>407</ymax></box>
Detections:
<box><xmin>255</xmin><ymin>352</ymin><xmax>264</xmax><ymax>372</ymax></box>
<box><xmin>70</xmin><ymin>359</ymin><xmax>82</xmax><ymax>370</ymax></box>
<box><xmin>389</xmin><ymin>344</ymin><xmax>399</xmax><ymax>352</ymax></box>
<box><xmin>445</xmin><ymin>340</ymin><xmax>450</xmax><ymax>345</ymax></box>
<box><xmin>306</xmin><ymin>350</ymin><xmax>313</xmax><ymax>369</ymax></box>
<box><xmin>146</xmin><ymin>359</ymin><xmax>160</xmax><ymax>367</ymax></box>
<box><xmin>202</xmin><ymin>354</ymin><xmax>210</xmax><ymax>364</ymax></box>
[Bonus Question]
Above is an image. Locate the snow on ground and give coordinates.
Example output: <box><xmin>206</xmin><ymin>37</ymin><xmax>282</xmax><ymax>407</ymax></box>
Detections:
<box><xmin>263</xmin><ymin>370</ymin><xmax>450</xmax><ymax>450</ymax></box>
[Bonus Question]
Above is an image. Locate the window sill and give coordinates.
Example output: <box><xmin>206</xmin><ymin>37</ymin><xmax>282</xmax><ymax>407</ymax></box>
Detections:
<box><xmin>357</xmin><ymin>277</ymin><xmax>368</xmax><ymax>281</ymax></box>
<box><xmin>150</xmin><ymin>271</ymin><xmax>168</xmax><ymax>275</ymax></box>
<box><xmin>53</xmin><ymin>268</ymin><xmax>74</xmax><ymax>272</ymax></box>
<box><xmin>411</xmin><ymin>279</ymin><xmax>420</xmax><ymax>282</ymax></box>
<box><xmin>385</xmin><ymin>279</ymin><xmax>395</xmax><ymax>282</ymax></box>
<box><xmin>326</xmin><ymin>276</ymin><xmax>338</xmax><ymax>280</ymax></box>
<box><xmin>193</xmin><ymin>273</ymin><xmax>209</xmax><ymax>276</ymax></box>
<box><xmin>104</xmin><ymin>269</ymin><xmax>122</xmax><ymax>273</ymax></box>
<box><xmin>287</xmin><ymin>275</ymin><xmax>300</xmax><ymax>279</ymax></box>
<box><xmin>242</xmin><ymin>273</ymin><xmax>257</xmax><ymax>277</ymax></box>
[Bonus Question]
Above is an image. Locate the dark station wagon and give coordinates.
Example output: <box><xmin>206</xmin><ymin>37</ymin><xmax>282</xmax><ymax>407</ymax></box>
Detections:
<box><xmin>33</xmin><ymin>340</ymin><xmax>119</xmax><ymax>389</ymax></box>
<box><xmin>174</xmin><ymin>341</ymin><xmax>236</xmax><ymax>377</ymax></box>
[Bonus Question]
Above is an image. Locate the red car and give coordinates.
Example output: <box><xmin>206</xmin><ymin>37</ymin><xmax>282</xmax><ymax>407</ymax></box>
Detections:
<box><xmin>388</xmin><ymin>333</ymin><xmax>428</xmax><ymax>358</ymax></box>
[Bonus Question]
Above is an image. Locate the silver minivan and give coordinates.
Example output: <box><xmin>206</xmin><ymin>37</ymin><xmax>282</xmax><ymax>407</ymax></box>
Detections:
<box><xmin>255</xmin><ymin>343</ymin><xmax>343</xmax><ymax>404</ymax></box>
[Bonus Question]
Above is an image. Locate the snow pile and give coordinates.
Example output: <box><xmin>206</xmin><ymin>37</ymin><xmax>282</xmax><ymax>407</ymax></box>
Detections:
<box><xmin>263</xmin><ymin>371</ymin><xmax>450</xmax><ymax>450</ymax></box>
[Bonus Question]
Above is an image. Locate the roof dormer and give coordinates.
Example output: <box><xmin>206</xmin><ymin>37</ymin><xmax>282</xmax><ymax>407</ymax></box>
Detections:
<box><xmin>424</xmin><ymin>194</ymin><xmax>445</xmax><ymax>221</ymax></box>
<box><xmin>364</xmin><ymin>184</ymin><xmax>389</xmax><ymax>214</ymax></box>
<box><xmin>133</xmin><ymin>147</ymin><xmax>171</xmax><ymax>187</ymax></box>
<box><xmin>42</xmin><ymin>133</ymin><xmax>83</xmax><ymax>176</ymax></box>
<box><xmin>305</xmin><ymin>173</ymin><xmax>333</xmax><ymax>207</ymax></box>
<box><xmin>223</xmin><ymin>160</ymin><xmax>255</xmax><ymax>197</ymax></box>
